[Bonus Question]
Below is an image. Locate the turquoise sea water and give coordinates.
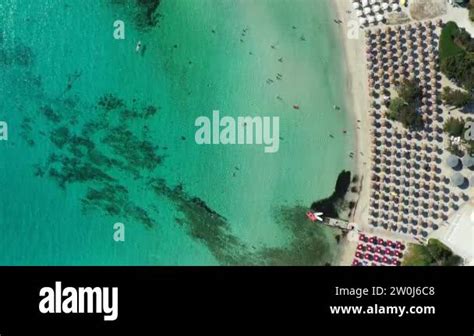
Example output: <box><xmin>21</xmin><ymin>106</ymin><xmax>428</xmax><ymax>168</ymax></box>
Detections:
<box><xmin>0</xmin><ymin>0</ymin><xmax>353</xmax><ymax>265</ymax></box>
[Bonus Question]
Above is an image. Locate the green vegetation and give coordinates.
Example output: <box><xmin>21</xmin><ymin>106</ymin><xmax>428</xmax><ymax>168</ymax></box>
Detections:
<box><xmin>403</xmin><ymin>239</ymin><xmax>463</xmax><ymax>266</ymax></box>
<box><xmin>441</xmin><ymin>87</ymin><xmax>472</xmax><ymax>107</ymax></box>
<box><xmin>440</xmin><ymin>22</ymin><xmax>474</xmax><ymax>90</ymax></box>
<box><xmin>311</xmin><ymin>170</ymin><xmax>351</xmax><ymax>219</ymax></box>
<box><xmin>398</xmin><ymin>78</ymin><xmax>423</xmax><ymax>102</ymax></box>
<box><xmin>444</xmin><ymin>117</ymin><xmax>466</xmax><ymax>137</ymax></box>
<box><xmin>387</xmin><ymin>79</ymin><xmax>424</xmax><ymax>130</ymax></box>
<box><xmin>440</xmin><ymin>22</ymin><xmax>465</xmax><ymax>59</ymax></box>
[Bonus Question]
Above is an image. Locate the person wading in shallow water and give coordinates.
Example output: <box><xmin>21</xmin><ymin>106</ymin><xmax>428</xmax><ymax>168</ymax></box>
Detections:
<box><xmin>136</xmin><ymin>41</ymin><xmax>143</xmax><ymax>54</ymax></box>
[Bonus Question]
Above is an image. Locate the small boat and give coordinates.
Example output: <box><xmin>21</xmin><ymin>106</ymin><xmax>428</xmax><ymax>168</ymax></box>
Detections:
<box><xmin>293</xmin><ymin>104</ymin><xmax>300</xmax><ymax>110</ymax></box>
<box><xmin>306</xmin><ymin>211</ymin><xmax>317</xmax><ymax>222</ymax></box>
<box><xmin>306</xmin><ymin>211</ymin><xmax>323</xmax><ymax>222</ymax></box>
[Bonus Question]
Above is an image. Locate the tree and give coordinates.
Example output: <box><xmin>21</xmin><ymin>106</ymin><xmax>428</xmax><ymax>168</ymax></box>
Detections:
<box><xmin>388</xmin><ymin>80</ymin><xmax>424</xmax><ymax>130</ymax></box>
<box><xmin>444</xmin><ymin>117</ymin><xmax>466</xmax><ymax>137</ymax></box>
<box><xmin>427</xmin><ymin>239</ymin><xmax>452</xmax><ymax>262</ymax></box>
<box><xmin>401</xmin><ymin>108</ymin><xmax>423</xmax><ymax>130</ymax></box>
<box><xmin>403</xmin><ymin>239</ymin><xmax>463</xmax><ymax>266</ymax></box>
<box><xmin>402</xmin><ymin>244</ymin><xmax>433</xmax><ymax>266</ymax></box>
<box><xmin>441</xmin><ymin>87</ymin><xmax>472</xmax><ymax>107</ymax></box>
<box><xmin>389</xmin><ymin>97</ymin><xmax>407</xmax><ymax>118</ymax></box>
<box><xmin>440</xmin><ymin>22</ymin><xmax>474</xmax><ymax>90</ymax></box>
<box><xmin>398</xmin><ymin>79</ymin><xmax>422</xmax><ymax>103</ymax></box>
<box><xmin>441</xmin><ymin>53</ymin><xmax>474</xmax><ymax>90</ymax></box>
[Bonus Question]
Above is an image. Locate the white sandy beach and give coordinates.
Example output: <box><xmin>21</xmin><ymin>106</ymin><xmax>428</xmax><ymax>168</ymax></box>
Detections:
<box><xmin>332</xmin><ymin>1</ymin><xmax>372</xmax><ymax>225</ymax></box>
<box><xmin>331</xmin><ymin>0</ymin><xmax>372</xmax><ymax>265</ymax></box>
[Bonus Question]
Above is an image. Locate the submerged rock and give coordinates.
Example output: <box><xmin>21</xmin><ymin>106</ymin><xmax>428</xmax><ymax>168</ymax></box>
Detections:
<box><xmin>97</xmin><ymin>94</ymin><xmax>125</xmax><ymax>111</ymax></box>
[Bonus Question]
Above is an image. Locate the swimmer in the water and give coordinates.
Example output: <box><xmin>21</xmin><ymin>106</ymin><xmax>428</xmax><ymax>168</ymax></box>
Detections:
<box><xmin>136</xmin><ymin>41</ymin><xmax>142</xmax><ymax>53</ymax></box>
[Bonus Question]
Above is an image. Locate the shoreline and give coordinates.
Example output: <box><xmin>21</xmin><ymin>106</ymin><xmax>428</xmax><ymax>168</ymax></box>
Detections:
<box><xmin>330</xmin><ymin>0</ymin><xmax>372</xmax><ymax>264</ymax></box>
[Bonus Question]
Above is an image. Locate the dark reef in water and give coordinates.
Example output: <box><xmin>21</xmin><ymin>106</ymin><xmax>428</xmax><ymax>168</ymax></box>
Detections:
<box><xmin>98</xmin><ymin>94</ymin><xmax>124</xmax><ymax>111</ymax></box>
<box><xmin>257</xmin><ymin>206</ymin><xmax>339</xmax><ymax>266</ymax></box>
<box><xmin>149</xmin><ymin>179</ymin><xmax>340</xmax><ymax>266</ymax></box>
<box><xmin>109</xmin><ymin>0</ymin><xmax>162</xmax><ymax>30</ymax></box>
<box><xmin>8</xmin><ymin>37</ymin><xmax>341</xmax><ymax>265</ymax></box>
<box><xmin>311</xmin><ymin>170</ymin><xmax>351</xmax><ymax>219</ymax></box>
<box><xmin>150</xmin><ymin>179</ymin><xmax>256</xmax><ymax>265</ymax></box>
<box><xmin>24</xmin><ymin>86</ymin><xmax>343</xmax><ymax>264</ymax></box>
<box><xmin>30</xmin><ymin>92</ymin><xmax>164</xmax><ymax>229</ymax></box>
<box><xmin>40</xmin><ymin>105</ymin><xmax>62</xmax><ymax>123</ymax></box>
<box><xmin>0</xmin><ymin>41</ymin><xmax>35</xmax><ymax>67</ymax></box>
<box><xmin>136</xmin><ymin>0</ymin><xmax>161</xmax><ymax>28</ymax></box>
<box><xmin>82</xmin><ymin>183</ymin><xmax>155</xmax><ymax>228</ymax></box>
<box><xmin>20</xmin><ymin>117</ymin><xmax>35</xmax><ymax>147</ymax></box>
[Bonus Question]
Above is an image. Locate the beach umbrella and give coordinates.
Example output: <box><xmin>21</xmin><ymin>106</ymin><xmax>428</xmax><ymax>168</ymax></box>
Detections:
<box><xmin>418</xmin><ymin>45</ymin><xmax>424</xmax><ymax>56</ymax></box>
<box><xmin>417</xmin><ymin>29</ymin><xmax>423</xmax><ymax>40</ymax></box>
<box><xmin>462</xmin><ymin>154</ymin><xmax>474</xmax><ymax>169</ymax></box>
<box><xmin>376</xmin><ymin>52</ymin><xmax>383</xmax><ymax>63</ymax></box>
<box><xmin>396</xmin><ymin>41</ymin><xmax>402</xmax><ymax>52</ymax></box>
<box><xmin>446</xmin><ymin>154</ymin><xmax>460</xmax><ymax>169</ymax></box>
<box><xmin>450</xmin><ymin>173</ymin><xmax>465</xmax><ymax>187</ymax></box>
<box><xmin>353</xmin><ymin>2</ymin><xmax>361</xmax><ymax>10</ymax></box>
<box><xmin>378</xmin><ymin>68</ymin><xmax>384</xmax><ymax>79</ymax></box>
